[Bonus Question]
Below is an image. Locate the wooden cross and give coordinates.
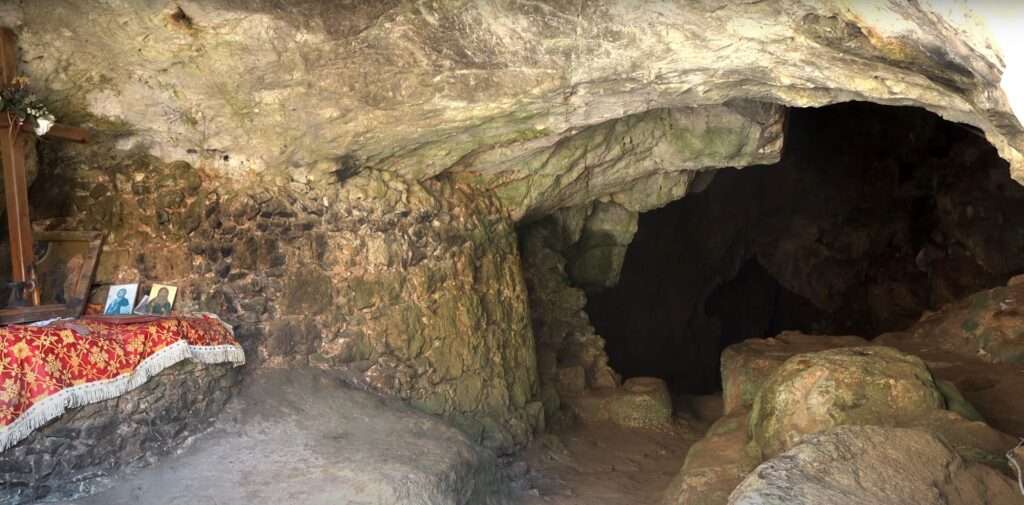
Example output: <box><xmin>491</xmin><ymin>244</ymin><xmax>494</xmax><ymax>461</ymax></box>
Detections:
<box><xmin>0</xmin><ymin>27</ymin><xmax>88</xmax><ymax>307</ymax></box>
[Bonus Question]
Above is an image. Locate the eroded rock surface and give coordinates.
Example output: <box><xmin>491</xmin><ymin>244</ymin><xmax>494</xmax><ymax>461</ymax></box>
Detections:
<box><xmin>748</xmin><ymin>346</ymin><xmax>945</xmax><ymax>459</ymax></box>
<box><xmin>58</xmin><ymin>368</ymin><xmax>503</xmax><ymax>505</ymax></box>
<box><xmin>35</xmin><ymin>150</ymin><xmax>542</xmax><ymax>453</ymax></box>
<box><xmin>519</xmin><ymin>216</ymin><xmax>620</xmax><ymax>425</ymax></box>
<box><xmin>668</xmin><ymin>317</ymin><xmax>1024</xmax><ymax>505</ymax></box>
<box><xmin>0</xmin><ymin>361</ymin><xmax>240</xmax><ymax>505</ymax></box>
<box><xmin>565</xmin><ymin>377</ymin><xmax>674</xmax><ymax>430</ymax></box>
<box><xmin>728</xmin><ymin>426</ymin><xmax>1020</xmax><ymax>505</ymax></box>
<box><xmin>3</xmin><ymin>1</ymin><xmax>1024</xmax><ymax>218</ymax></box>
<box><xmin>720</xmin><ymin>332</ymin><xmax>868</xmax><ymax>416</ymax></box>
<box><xmin>588</xmin><ymin>102</ymin><xmax>1024</xmax><ymax>395</ymax></box>
<box><xmin>878</xmin><ymin>278</ymin><xmax>1024</xmax><ymax>364</ymax></box>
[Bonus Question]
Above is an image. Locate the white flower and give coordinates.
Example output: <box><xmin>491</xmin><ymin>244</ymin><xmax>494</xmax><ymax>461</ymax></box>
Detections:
<box><xmin>33</xmin><ymin>114</ymin><xmax>54</xmax><ymax>136</ymax></box>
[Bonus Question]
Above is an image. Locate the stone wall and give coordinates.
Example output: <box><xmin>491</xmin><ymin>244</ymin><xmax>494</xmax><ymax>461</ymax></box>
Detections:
<box><xmin>0</xmin><ymin>361</ymin><xmax>239</xmax><ymax>504</ymax></box>
<box><xmin>518</xmin><ymin>213</ymin><xmax>621</xmax><ymax>424</ymax></box>
<box><xmin>33</xmin><ymin>143</ymin><xmax>542</xmax><ymax>453</ymax></box>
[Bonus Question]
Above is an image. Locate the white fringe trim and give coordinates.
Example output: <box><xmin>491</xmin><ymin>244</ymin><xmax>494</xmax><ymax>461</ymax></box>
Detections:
<box><xmin>0</xmin><ymin>339</ymin><xmax>245</xmax><ymax>453</ymax></box>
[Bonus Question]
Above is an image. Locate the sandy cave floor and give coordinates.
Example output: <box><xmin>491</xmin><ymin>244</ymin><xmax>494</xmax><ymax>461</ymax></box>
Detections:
<box><xmin>509</xmin><ymin>396</ymin><xmax>721</xmax><ymax>505</ymax></box>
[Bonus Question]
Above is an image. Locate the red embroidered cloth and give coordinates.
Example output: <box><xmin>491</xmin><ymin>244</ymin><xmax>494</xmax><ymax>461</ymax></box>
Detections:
<box><xmin>0</xmin><ymin>315</ymin><xmax>244</xmax><ymax>451</ymax></box>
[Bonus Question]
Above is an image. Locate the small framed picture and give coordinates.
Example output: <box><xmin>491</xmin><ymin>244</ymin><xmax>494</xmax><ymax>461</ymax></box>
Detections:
<box><xmin>0</xmin><ymin>231</ymin><xmax>105</xmax><ymax>324</ymax></box>
<box><xmin>137</xmin><ymin>284</ymin><xmax>178</xmax><ymax>315</ymax></box>
<box><xmin>103</xmin><ymin>284</ymin><xmax>139</xmax><ymax>316</ymax></box>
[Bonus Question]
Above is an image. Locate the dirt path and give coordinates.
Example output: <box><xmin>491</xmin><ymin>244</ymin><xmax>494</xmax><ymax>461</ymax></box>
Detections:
<box><xmin>512</xmin><ymin>397</ymin><xmax>720</xmax><ymax>505</ymax></box>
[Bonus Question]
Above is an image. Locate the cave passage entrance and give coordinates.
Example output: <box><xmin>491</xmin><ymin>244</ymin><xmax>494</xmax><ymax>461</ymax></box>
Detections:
<box><xmin>586</xmin><ymin>102</ymin><xmax>1024</xmax><ymax>395</ymax></box>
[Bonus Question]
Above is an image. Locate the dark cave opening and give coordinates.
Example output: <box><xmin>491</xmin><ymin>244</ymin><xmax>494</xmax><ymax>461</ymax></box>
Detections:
<box><xmin>586</xmin><ymin>102</ymin><xmax>1024</xmax><ymax>395</ymax></box>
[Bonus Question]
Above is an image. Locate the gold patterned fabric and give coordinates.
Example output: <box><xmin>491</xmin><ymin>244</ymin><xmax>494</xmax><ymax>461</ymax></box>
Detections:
<box><xmin>0</xmin><ymin>315</ymin><xmax>243</xmax><ymax>450</ymax></box>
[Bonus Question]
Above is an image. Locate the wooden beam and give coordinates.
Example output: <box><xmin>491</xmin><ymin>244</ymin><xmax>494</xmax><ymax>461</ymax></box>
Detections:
<box><xmin>0</xmin><ymin>27</ymin><xmax>15</xmax><ymax>87</ymax></box>
<box><xmin>47</xmin><ymin>123</ymin><xmax>89</xmax><ymax>143</ymax></box>
<box><xmin>0</xmin><ymin>119</ymin><xmax>89</xmax><ymax>143</ymax></box>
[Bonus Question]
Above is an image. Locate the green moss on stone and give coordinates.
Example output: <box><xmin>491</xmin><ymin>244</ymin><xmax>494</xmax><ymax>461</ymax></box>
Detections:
<box><xmin>285</xmin><ymin>269</ymin><xmax>333</xmax><ymax>314</ymax></box>
<box><xmin>935</xmin><ymin>379</ymin><xmax>984</xmax><ymax>422</ymax></box>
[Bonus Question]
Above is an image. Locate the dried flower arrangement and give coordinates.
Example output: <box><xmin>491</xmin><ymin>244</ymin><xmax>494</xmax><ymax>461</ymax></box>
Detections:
<box><xmin>1</xmin><ymin>77</ymin><xmax>55</xmax><ymax>136</ymax></box>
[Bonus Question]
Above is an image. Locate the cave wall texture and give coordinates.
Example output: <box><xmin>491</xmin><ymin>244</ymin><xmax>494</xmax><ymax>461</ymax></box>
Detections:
<box><xmin>588</xmin><ymin>102</ymin><xmax>1024</xmax><ymax>394</ymax></box>
<box><xmin>3</xmin><ymin>0</ymin><xmax>1024</xmax><ymax>451</ymax></box>
<box><xmin>32</xmin><ymin>145</ymin><xmax>542</xmax><ymax>452</ymax></box>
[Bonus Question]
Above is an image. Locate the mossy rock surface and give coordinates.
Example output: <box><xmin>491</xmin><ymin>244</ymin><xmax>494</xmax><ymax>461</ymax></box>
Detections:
<box><xmin>935</xmin><ymin>379</ymin><xmax>985</xmax><ymax>422</ymax></box>
<box><xmin>908</xmin><ymin>409</ymin><xmax>1018</xmax><ymax>471</ymax></box>
<box><xmin>748</xmin><ymin>346</ymin><xmax>944</xmax><ymax>459</ymax></box>
<box><xmin>565</xmin><ymin>377</ymin><xmax>672</xmax><ymax>429</ymax></box>
<box><xmin>877</xmin><ymin>281</ymin><xmax>1024</xmax><ymax>364</ymax></box>
<box><xmin>607</xmin><ymin>377</ymin><xmax>673</xmax><ymax>429</ymax></box>
<box><xmin>720</xmin><ymin>332</ymin><xmax>869</xmax><ymax>415</ymax></box>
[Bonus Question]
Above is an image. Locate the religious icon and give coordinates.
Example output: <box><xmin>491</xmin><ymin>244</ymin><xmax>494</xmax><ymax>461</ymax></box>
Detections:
<box><xmin>103</xmin><ymin>284</ymin><xmax>139</xmax><ymax>316</ymax></box>
<box><xmin>137</xmin><ymin>284</ymin><xmax>177</xmax><ymax>315</ymax></box>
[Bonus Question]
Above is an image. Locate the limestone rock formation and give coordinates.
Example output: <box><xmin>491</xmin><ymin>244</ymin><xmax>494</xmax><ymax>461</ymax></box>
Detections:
<box><xmin>63</xmin><ymin>369</ymin><xmax>504</xmax><ymax>505</ymax></box>
<box><xmin>588</xmin><ymin>100</ymin><xmax>1024</xmax><ymax>395</ymax></box>
<box><xmin>566</xmin><ymin>376</ymin><xmax>674</xmax><ymax>429</ymax></box>
<box><xmin>912</xmin><ymin>409</ymin><xmax>1019</xmax><ymax>470</ymax></box>
<box><xmin>465</xmin><ymin>102</ymin><xmax>785</xmax><ymax>219</ymax></box>
<box><xmin>877</xmin><ymin>278</ymin><xmax>1024</xmax><ymax>364</ymax></box>
<box><xmin>519</xmin><ymin>215</ymin><xmax>621</xmax><ymax>423</ymax></box>
<box><xmin>4</xmin><ymin>1</ymin><xmax>1024</xmax><ymax>219</ymax></box>
<box><xmin>728</xmin><ymin>426</ymin><xmax>1020</xmax><ymax>505</ymax></box>
<box><xmin>720</xmin><ymin>332</ymin><xmax>869</xmax><ymax>415</ymax></box>
<box><xmin>6</xmin><ymin>0</ymin><xmax>1024</xmax><ymax>489</ymax></box>
<box><xmin>36</xmin><ymin>150</ymin><xmax>542</xmax><ymax>454</ymax></box>
<box><xmin>748</xmin><ymin>346</ymin><xmax>946</xmax><ymax>459</ymax></box>
<box><xmin>565</xmin><ymin>201</ymin><xmax>638</xmax><ymax>292</ymax></box>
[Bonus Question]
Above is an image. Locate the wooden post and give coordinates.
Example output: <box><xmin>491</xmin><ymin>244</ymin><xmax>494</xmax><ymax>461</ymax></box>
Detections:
<box><xmin>0</xmin><ymin>28</ymin><xmax>38</xmax><ymax>305</ymax></box>
<box><xmin>0</xmin><ymin>130</ymin><xmax>36</xmax><ymax>304</ymax></box>
<box><xmin>0</xmin><ymin>27</ymin><xmax>89</xmax><ymax>308</ymax></box>
<box><xmin>0</xmin><ymin>28</ymin><xmax>15</xmax><ymax>86</ymax></box>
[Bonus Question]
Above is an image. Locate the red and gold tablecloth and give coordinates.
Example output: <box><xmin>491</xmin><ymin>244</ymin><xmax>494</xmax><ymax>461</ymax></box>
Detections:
<box><xmin>0</xmin><ymin>314</ymin><xmax>245</xmax><ymax>451</ymax></box>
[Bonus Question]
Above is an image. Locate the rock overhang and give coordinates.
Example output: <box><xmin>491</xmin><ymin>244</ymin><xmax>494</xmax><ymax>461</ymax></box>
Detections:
<box><xmin>3</xmin><ymin>0</ymin><xmax>1022</xmax><ymax>217</ymax></box>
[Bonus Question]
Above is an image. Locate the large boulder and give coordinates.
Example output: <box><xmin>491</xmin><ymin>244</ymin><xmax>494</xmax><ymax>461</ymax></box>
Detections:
<box><xmin>720</xmin><ymin>332</ymin><xmax>869</xmax><ymax>415</ymax></box>
<box><xmin>728</xmin><ymin>426</ymin><xmax>1020</xmax><ymax>505</ymax></box>
<box><xmin>877</xmin><ymin>278</ymin><xmax>1024</xmax><ymax>364</ymax></box>
<box><xmin>911</xmin><ymin>409</ymin><xmax>1019</xmax><ymax>470</ymax></box>
<box><xmin>748</xmin><ymin>346</ymin><xmax>945</xmax><ymax>459</ymax></box>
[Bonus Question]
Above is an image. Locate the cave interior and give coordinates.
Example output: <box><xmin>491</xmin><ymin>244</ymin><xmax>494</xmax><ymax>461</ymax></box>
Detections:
<box><xmin>4</xmin><ymin>4</ymin><xmax>1024</xmax><ymax>504</ymax></box>
<box><xmin>582</xmin><ymin>102</ymin><xmax>1024</xmax><ymax>395</ymax></box>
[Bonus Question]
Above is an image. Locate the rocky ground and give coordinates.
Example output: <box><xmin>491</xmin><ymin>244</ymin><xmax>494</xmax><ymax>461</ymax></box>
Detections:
<box><xmin>496</xmin><ymin>368</ymin><xmax>720</xmax><ymax>505</ymax></box>
<box><xmin>50</xmin><ymin>368</ymin><xmax>503</xmax><ymax>505</ymax></box>
<box><xmin>512</xmin><ymin>422</ymin><xmax>698</xmax><ymax>505</ymax></box>
<box><xmin>664</xmin><ymin>276</ymin><xmax>1024</xmax><ymax>505</ymax></box>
